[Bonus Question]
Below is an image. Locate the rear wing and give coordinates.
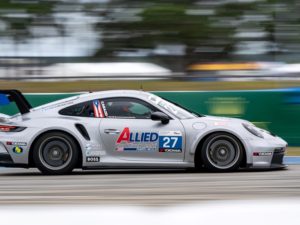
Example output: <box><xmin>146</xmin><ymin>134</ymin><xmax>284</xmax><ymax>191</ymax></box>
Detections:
<box><xmin>0</xmin><ymin>90</ymin><xmax>32</xmax><ymax>114</ymax></box>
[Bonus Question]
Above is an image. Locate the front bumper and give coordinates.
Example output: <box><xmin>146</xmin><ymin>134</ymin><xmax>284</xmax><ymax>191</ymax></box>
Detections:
<box><xmin>245</xmin><ymin>135</ymin><xmax>287</xmax><ymax>169</ymax></box>
<box><xmin>270</xmin><ymin>147</ymin><xmax>286</xmax><ymax>168</ymax></box>
<box><xmin>0</xmin><ymin>153</ymin><xmax>17</xmax><ymax>167</ymax></box>
<box><xmin>0</xmin><ymin>153</ymin><xmax>28</xmax><ymax>168</ymax></box>
<box><xmin>245</xmin><ymin>147</ymin><xmax>287</xmax><ymax>170</ymax></box>
<box><xmin>0</xmin><ymin>153</ymin><xmax>14</xmax><ymax>166</ymax></box>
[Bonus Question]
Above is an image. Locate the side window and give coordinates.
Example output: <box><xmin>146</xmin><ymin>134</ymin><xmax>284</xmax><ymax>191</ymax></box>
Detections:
<box><xmin>59</xmin><ymin>101</ymin><xmax>94</xmax><ymax>117</ymax></box>
<box><xmin>102</xmin><ymin>98</ymin><xmax>158</xmax><ymax>119</ymax></box>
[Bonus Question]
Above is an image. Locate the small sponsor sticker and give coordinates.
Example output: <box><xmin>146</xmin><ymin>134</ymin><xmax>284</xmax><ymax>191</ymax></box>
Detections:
<box><xmin>101</xmin><ymin>101</ymin><xmax>108</xmax><ymax>117</ymax></box>
<box><xmin>214</xmin><ymin>122</ymin><xmax>227</xmax><ymax>126</ymax></box>
<box><xmin>7</xmin><ymin>141</ymin><xmax>27</xmax><ymax>146</ymax></box>
<box><xmin>116</xmin><ymin>145</ymin><xmax>157</xmax><ymax>152</ymax></box>
<box><xmin>159</xmin><ymin>148</ymin><xmax>182</xmax><ymax>153</ymax></box>
<box><xmin>159</xmin><ymin>131</ymin><xmax>182</xmax><ymax>136</ymax></box>
<box><xmin>116</xmin><ymin>147</ymin><xmax>124</xmax><ymax>152</ymax></box>
<box><xmin>253</xmin><ymin>152</ymin><xmax>272</xmax><ymax>156</ymax></box>
<box><xmin>13</xmin><ymin>146</ymin><xmax>23</xmax><ymax>154</ymax></box>
<box><xmin>86</xmin><ymin>151</ymin><xmax>101</xmax><ymax>156</ymax></box>
<box><xmin>86</xmin><ymin>156</ymin><xmax>100</xmax><ymax>162</ymax></box>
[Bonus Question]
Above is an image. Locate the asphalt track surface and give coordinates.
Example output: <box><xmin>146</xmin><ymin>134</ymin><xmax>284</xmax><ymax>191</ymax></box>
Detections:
<box><xmin>0</xmin><ymin>165</ymin><xmax>299</xmax><ymax>206</ymax></box>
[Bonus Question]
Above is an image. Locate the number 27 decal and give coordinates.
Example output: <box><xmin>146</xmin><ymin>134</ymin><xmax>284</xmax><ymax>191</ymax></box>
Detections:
<box><xmin>162</xmin><ymin>137</ymin><xmax>179</xmax><ymax>148</ymax></box>
<box><xmin>159</xmin><ymin>136</ymin><xmax>182</xmax><ymax>151</ymax></box>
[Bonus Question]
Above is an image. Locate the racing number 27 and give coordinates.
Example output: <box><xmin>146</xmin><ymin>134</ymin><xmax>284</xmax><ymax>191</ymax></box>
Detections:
<box><xmin>162</xmin><ymin>137</ymin><xmax>178</xmax><ymax>148</ymax></box>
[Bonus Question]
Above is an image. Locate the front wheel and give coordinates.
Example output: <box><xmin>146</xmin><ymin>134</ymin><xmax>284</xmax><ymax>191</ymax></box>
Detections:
<box><xmin>200</xmin><ymin>133</ymin><xmax>244</xmax><ymax>172</ymax></box>
<box><xmin>33</xmin><ymin>132</ymin><xmax>79</xmax><ymax>175</ymax></box>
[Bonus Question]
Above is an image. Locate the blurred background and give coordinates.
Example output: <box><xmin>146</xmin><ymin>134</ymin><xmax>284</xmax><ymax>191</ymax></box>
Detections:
<box><xmin>1</xmin><ymin>0</ymin><xmax>300</xmax><ymax>145</ymax></box>
<box><xmin>1</xmin><ymin>1</ymin><xmax>300</xmax><ymax>220</ymax></box>
<box><xmin>0</xmin><ymin>0</ymin><xmax>300</xmax><ymax>82</ymax></box>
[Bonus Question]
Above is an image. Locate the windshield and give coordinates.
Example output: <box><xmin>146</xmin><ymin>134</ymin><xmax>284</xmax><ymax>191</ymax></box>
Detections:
<box><xmin>148</xmin><ymin>94</ymin><xmax>198</xmax><ymax>119</ymax></box>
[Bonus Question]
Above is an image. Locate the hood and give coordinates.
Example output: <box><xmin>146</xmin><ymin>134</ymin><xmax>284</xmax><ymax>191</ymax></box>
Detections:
<box><xmin>203</xmin><ymin>115</ymin><xmax>250</xmax><ymax>124</ymax></box>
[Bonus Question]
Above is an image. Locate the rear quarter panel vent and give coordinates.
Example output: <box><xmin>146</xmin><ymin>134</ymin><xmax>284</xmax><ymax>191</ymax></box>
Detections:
<box><xmin>75</xmin><ymin>124</ymin><xmax>90</xmax><ymax>141</ymax></box>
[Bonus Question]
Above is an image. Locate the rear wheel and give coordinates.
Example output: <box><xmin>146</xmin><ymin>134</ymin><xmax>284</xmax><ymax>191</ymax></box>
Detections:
<box><xmin>33</xmin><ymin>132</ymin><xmax>79</xmax><ymax>175</ymax></box>
<box><xmin>200</xmin><ymin>132</ymin><xmax>243</xmax><ymax>172</ymax></box>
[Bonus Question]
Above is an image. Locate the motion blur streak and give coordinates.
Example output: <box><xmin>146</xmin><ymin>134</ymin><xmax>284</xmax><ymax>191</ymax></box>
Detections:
<box><xmin>0</xmin><ymin>199</ymin><xmax>300</xmax><ymax>225</ymax></box>
<box><xmin>0</xmin><ymin>0</ymin><xmax>300</xmax><ymax>79</ymax></box>
<box><xmin>0</xmin><ymin>166</ymin><xmax>300</xmax><ymax>205</ymax></box>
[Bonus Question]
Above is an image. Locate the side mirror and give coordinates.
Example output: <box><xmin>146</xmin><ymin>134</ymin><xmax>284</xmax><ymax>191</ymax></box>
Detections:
<box><xmin>151</xmin><ymin>112</ymin><xmax>169</xmax><ymax>124</ymax></box>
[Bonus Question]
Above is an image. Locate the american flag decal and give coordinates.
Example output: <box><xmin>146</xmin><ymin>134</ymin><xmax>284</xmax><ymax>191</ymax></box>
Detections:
<box><xmin>93</xmin><ymin>100</ymin><xmax>104</xmax><ymax>118</ymax></box>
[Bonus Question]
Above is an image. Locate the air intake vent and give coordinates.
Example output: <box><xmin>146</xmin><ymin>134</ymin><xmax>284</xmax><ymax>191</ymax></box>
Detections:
<box><xmin>75</xmin><ymin>124</ymin><xmax>90</xmax><ymax>141</ymax></box>
<box><xmin>274</xmin><ymin>147</ymin><xmax>285</xmax><ymax>154</ymax></box>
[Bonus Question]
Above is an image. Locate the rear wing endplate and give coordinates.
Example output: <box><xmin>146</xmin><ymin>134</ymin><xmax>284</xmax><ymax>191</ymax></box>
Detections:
<box><xmin>0</xmin><ymin>90</ymin><xmax>32</xmax><ymax>114</ymax></box>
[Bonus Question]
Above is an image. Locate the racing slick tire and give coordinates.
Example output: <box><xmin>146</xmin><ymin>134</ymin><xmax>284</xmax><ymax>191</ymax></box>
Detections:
<box><xmin>33</xmin><ymin>132</ymin><xmax>79</xmax><ymax>175</ymax></box>
<box><xmin>200</xmin><ymin>132</ymin><xmax>244</xmax><ymax>172</ymax></box>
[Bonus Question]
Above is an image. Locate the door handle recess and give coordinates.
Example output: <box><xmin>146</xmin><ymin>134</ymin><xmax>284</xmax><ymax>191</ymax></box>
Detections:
<box><xmin>104</xmin><ymin>129</ymin><xmax>120</xmax><ymax>134</ymax></box>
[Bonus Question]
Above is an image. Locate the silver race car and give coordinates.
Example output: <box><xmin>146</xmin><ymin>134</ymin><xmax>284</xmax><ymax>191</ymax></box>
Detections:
<box><xmin>0</xmin><ymin>90</ymin><xmax>287</xmax><ymax>174</ymax></box>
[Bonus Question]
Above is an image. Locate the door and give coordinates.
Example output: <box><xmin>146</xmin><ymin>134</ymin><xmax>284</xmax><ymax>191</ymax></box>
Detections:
<box><xmin>99</xmin><ymin>97</ymin><xmax>185</xmax><ymax>162</ymax></box>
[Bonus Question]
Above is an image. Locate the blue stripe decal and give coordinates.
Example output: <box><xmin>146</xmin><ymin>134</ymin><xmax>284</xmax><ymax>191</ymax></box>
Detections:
<box><xmin>124</xmin><ymin>148</ymin><xmax>137</xmax><ymax>151</ymax></box>
<box><xmin>284</xmin><ymin>156</ymin><xmax>300</xmax><ymax>165</ymax></box>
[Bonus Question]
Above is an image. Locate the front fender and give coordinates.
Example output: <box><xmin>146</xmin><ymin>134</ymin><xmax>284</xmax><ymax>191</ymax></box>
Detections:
<box><xmin>184</xmin><ymin>126</ymin><xmax>250</xmax><ymax>165</ymax></box>
<box><xmin>190</xmin><ymin>127</ymin><xmax>248</xmax><ymax>155</ymax></box>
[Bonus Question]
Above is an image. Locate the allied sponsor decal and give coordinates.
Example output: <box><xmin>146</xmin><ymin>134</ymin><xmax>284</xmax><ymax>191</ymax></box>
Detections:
<box><xmin>92</xmin><ymin>100</ymin><xmax>104</xmax><ymax>118</ymax></box>
<box><xmin>116</xmin><ymin>127</ymin><xmax>159</xmax><ymax>143</ymax></box>
<box><xmin>115</xmin><ymin>127</ymin><xmax>182</xmax><ymax>153</ymax></box>
<box><xmin>6</xmin><ymin>141</ymin><xmax>27</xmax><ymax>146</ymax></box>
<box><xmin>86</xmin><ymin>156</ymin><xmax>100</xmax><ymax>162</ymax></box>
<box><xmin>116</xmin><ymin>127</ymin><xmax>158</xmax><ymax>152</ymax></box>
<box><xmin>13</xmin><ymin>146</ymin><xmax>23</xmax><ymax>154</ymax></box>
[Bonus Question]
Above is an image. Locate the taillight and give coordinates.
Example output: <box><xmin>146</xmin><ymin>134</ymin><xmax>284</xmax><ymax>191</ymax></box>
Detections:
<box><xmin>0</xmin><ymin>125</ymin><xmax>26</xmax><ymax>132</ymax></box>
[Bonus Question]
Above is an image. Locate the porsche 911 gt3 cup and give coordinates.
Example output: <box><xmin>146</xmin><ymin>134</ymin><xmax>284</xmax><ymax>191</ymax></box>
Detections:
<box><xmin>0</xmin><ymin>90</ymin><xmax>287</xmax><ymax>174</ymax></box>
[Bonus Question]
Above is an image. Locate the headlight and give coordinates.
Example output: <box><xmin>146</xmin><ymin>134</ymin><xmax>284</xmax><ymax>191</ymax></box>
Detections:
<box><xmin>0</xmin><ymin>125</ymin><xmax>26</xmax><ymax>132</ymax></box>
<box><xmin>242</xmin><ymin>123</ymin><xmax>264</xmax><ymax>138</ymax></box>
